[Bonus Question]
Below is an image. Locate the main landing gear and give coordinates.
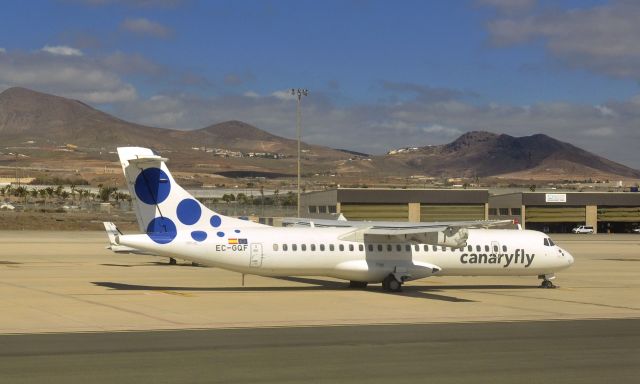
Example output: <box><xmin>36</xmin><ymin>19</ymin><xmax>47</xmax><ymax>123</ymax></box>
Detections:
<box><xmin>382</xmin><ymin>274</ymin><xmax>403</xmax><ymax>292</ymax></box>
<box><xmin>169</xmin><ymin>257</ymin><xmax>177</xmax><ymax>265</ymax></box>
<box><xmin>538</xmin><ymin>274</ymin><xmax>557</xmax><ymax>289</ymax></box>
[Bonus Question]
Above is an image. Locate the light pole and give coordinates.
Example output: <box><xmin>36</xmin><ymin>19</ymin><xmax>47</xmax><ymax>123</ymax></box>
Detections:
<box><xmin>291</xmin><ymin>88</ymin><xmax>308</xmax><ymax>217</ymax></box>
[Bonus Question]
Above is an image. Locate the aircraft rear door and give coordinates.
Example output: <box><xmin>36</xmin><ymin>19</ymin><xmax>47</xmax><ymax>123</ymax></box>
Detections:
<box><xmin>250</xmin><ymin>243</ymin><xmax>263</xmax><ymax>267</ymax></box>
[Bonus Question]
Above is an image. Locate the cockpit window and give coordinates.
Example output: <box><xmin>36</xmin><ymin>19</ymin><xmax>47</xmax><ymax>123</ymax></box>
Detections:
<box><xmin>543</xmin><ymin>238</ymin><xmax>549</xmax><ymax>246</ymax></box>
<box><xmin>548</xmin><ymin>238</ymin><xmax>555</xmax><ymax>246</ymax></box>
<box><xmin>543</xmin><ymin>238</ymin><xmax>555</xmax><ymax>246</ymax></box>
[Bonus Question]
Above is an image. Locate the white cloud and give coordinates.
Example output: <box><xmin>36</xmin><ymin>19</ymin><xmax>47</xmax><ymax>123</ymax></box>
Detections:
<box><xmin>120</xmin><ymin>18</ymin><xmax>172</xmax><ymax>37</ymax></box>
<box><xmin>271</xmin><ymin>89</ymin><xmax>297</xmax><ymax>101</ymax></box>
<box><xmin>421</xmin><ymin>124</ymin><xmax>463</xmax><ymax>137</ymax></box>
<box><xmin>41</xmin><ymin>45</ymin><xmax>83</xmax><ymax>56</ymax></box>
<box><xmin>0</xmin><ymin>50</ymin><xmax>137</xmax><ymax>103</ymax></box>
<box><xmin>583</xmin><ymin>127</ymin><xmax>616</xmax><ymax>137</ymax></box>
<box><xmin>486</xmin><ymin>1</ymin><xmax>640</xmax><ymax>79</ymax></box>
<box><xmin>243</xmin><ymin>91</ymin><xmax>260</xmax><ymax>98</ymax></box>
<box><xmin>595</xmin><ymin>105</ymin><xmax>615</xmax><ymax>117</ymax></box>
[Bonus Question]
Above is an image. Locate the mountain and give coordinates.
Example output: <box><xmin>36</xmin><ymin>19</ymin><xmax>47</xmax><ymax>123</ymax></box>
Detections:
<box><xmin>1</xmin><ymin>87</ymin><xmax>638</xmax><ymax>181</ymax></box>
<box><xmin>0</xmin><ymin>87</ymin><xmax>347</xmax><ymax>158</ymax></box>
<box><xmin>388</xmin><ymin>131</ymin><xmax>640</xmax><ymax>179</ymax></box>
<box><xmin>0</xmin><ymin>87</ymin><xmax>177</xmax><ymax>148</ymax></box>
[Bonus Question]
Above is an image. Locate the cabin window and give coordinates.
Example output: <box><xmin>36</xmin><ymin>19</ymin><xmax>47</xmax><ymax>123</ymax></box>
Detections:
<box><xmin>441</xmin><ymin>246</ymin><xmax>446</xmax><ymax>251</ymax></box>
<box><xmin>493</xmin><ymin>245</ymin><xmax>498</xmax><ymax>252</ymax></box>
<box><xmin>308</xmin><ymin>206</ymin><xmax>317</xmax><ymax>214</ymax></box>
<box><xmin>468</xmin><ymin>245</ymin><xmax>472</xmax><ymax>252</ymax></box>
<box><xmin>283</xmin><ymin>244</ymin><xmax>288</xmax><ymax>251</ymax></box>
<box><xmin>330</xmin><ymin>244</ymin><xmax>335</xmax><ymax>251</ymax></box>
<box><xmin>414</xmin><ymin>245</ymin><xmax>419</xmax><ymax>252</ymax></box>
<box><xmin>311</xmin><ymin>244</ymin><xmax>316</xmax><ymax>251</ymax></box>
<box><xmin>406</xmin><ymin>245</ymin><xmax>411</xmax><ymax>252</ymax></box>
<box><xmin>359</xmin><ymin>244</ymin><xmax>364</xmax><ymax>252</ymax></box>
<box><xmin>502</xmin><ymin>245</ymin><xmax>507</xmax><ymax>252</ymax></box>
<box><xmin>273</xmin><ymin>244</ymin><xmax>278</xmax><ymax>251</ymax></box>
<box><xmin>292</xmin><ymin>244</ymin><xmax>297</xmax><ymax>251</ymax></box>
<box><xmin>423</xmin><ymin>245</ymin><xmax>428</xmax><ymax>252</ymax></box>
<box><xmin>368</xmin><ymin>244</ymin><xmax>374</xmax><ymax>252</ymax></box>
<box><xmin>387</xmin><ymin>244</ymin><xmax>392</xmax><ymax>252</ymax></box>
<box><xmin>339</xmin><ymin>244</ymin><xmax>345</xmax><ymax>251</ymax></box>
<box><xmin>301</xmin><ymin>244</ymin><xmax>307</xmax><ymax>251</ymax></box>
<box><xmin>377</xmin><ymin>244</ymin><xmax>383</xmax><ymax>252</ymax></box>
<box><xmin>484</xmin><ymin>245</ymin><xmax>489</xmax><ymax>252</ymax></box>
<box><xmin>349</xmin><ymin>244</ymin><xmax>354</xmax><ymax>251</ymax></box>
<box><xmin>396</xmin><ymin>244</ymin><xmax>402</xmax><ymax>252</ymax></box>
<box><xmin>320</xmin><ymin>244</ymin><xmax>325</xmax><ymax>251</ymax></box>
<box><xmin>476</xmin><ymin>245</ymin><xmax>481</xmax><ymax>252</ymax></box>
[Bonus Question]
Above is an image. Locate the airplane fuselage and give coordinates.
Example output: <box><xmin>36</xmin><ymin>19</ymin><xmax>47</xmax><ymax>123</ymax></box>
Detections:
<box><xmin>118</xmin><ymin>227</ymin><xmax>573</xmax><ymax>283</ymax></box>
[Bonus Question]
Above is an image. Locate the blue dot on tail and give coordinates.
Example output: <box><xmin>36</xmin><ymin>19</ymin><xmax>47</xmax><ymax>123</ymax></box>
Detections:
<box><xmin>177</xmin><ymin>198</ymin><xmax>201</xmax><ymax>225</ymax></box>
<box><xmin>135</xmin><ymin>168</ymin><xmax>171</xmax><ymax>205</ymax></box>
<box><xmin>216</xmin><ymin>231</ymin><xmax>225</xmax><ymax>237</ymax></box>
<box><xmin>210</xmin><ymin>215</ymin><xmax>222</xmax><ymax>228</ymax></box>
<box><xmin>234</xmin><ymin>229</ymin><xmax>240</xmax><ymax>233</ymax></box>
<box><xmin>146</xmin><ymin>217</ymin><xmax>177</xmax><ymax>244</ymax></box>
<box><xmin>191</xmin><ymin>231</ymin><xmax>207</xmax><ymax>242</ymax></box>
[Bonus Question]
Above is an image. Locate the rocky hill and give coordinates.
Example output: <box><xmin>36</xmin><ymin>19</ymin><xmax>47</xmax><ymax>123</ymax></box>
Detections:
<box><xmin>388</xmin><ymin>131</ymin><xmax>640</xmax><ymax>179</ymax></box>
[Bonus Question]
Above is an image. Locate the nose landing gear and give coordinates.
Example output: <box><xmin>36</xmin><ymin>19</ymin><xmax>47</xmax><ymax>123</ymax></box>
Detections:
<box><xmin>538</xmin><ymin>274</ymin><xmax>557</xmax><ymax>289</ymax></box>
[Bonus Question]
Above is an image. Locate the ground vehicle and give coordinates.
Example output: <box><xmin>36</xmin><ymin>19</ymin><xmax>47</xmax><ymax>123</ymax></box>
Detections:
<box><xmin>572</xmin><ymin>225</ymin><xmax>594</xmax><ymax>234</ymax></box>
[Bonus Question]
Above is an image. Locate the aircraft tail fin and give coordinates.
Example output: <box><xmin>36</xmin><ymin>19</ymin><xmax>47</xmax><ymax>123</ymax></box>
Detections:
<box><xmin>117</xmin><ymin>147</ymin><xmax>264</xmax><ymax>245</ymax></box>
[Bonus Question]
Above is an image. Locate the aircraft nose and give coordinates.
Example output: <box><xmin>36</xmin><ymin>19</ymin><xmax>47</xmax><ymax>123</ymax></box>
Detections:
<box><xmin>563</xmin><ymin>249</ymin><xmax>574</xmax><ymax>265</ymax></box>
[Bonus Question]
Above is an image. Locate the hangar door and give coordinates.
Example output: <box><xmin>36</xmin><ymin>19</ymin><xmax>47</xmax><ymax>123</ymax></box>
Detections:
<box><xmin>597</xmin><ymin>207</ymin><xmax>640</xmax><ymax>222</ymax></box>
<box><xmin>420</xmin><ymin>204</ymin><xmax>485</xmax><ymax>222</ymax></box>
<box><xmin>340</xmin><ymin>203</ymin><xmax>408</xmax><ymax>221</ymax></box>
<box><xmin>525</xmin><ymin>206</ymin><xmax>585</xmax><ymax>222</ymax></box>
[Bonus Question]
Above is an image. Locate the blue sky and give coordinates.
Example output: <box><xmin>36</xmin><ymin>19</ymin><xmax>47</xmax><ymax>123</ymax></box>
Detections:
<box><xmin>1</xmin><ymin>0</ymin><xmax>640</xmax><ymax>168</ymax></box>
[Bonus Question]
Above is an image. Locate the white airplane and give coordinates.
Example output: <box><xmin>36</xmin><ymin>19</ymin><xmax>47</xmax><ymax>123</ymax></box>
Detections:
<box><xmin>109</xmin><ymin>147</ymin><xmax>574</xmax><ymax>292</ymax></box>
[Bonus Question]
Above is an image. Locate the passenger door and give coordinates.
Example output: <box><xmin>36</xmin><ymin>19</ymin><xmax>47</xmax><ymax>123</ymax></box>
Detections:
<box><xmin>249</xmin><ymin>243</ymin><xmax>263</xmax><ymax>267</ymax></box>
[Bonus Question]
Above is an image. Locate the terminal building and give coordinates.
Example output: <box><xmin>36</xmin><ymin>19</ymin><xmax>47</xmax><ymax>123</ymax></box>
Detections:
<box><xmin>301</xmin><ymin>188</ymin><xmax>488</xmax><ymax>222</ymax></box>
<box><xmin>300</xmin><ymin>188</ymin><xmax>640</xmax><ymax>233</ymax></box>
<box><xmin>489</xmin><ymin>192</ymin><xmax>640</xmax><ymax>233</ymax></box>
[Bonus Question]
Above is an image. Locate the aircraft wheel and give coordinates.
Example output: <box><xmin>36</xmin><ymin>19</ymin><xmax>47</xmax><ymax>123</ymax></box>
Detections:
<box><xmin>349</xmin><ymin>281</ymin><xmax>368</xmax><ymax>289</ymax></box>
<box><xmin>169</xmin><ymin>258</ymin><xmax>177</xmax><ymax>265</ymax></box>
<box><xmin>540</xmin><ymin>279</ymin><xmax>555</xmax><ymax>289</ymax></box>
<box><xmin>383</xmin><ymin>275</ymin><xmax>402</xmax><ymax>292</ymax></box>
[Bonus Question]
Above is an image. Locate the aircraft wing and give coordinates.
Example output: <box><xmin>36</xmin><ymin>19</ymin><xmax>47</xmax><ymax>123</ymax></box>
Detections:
<box><xmin>282</xmin><ymin>217</ymin><xmax>513</xmax><ymax>230</ymax></box>
<box><xmin>339</xmin><ymin>225</ymin><xmax>470</xmax><ymax>248</ymax></box>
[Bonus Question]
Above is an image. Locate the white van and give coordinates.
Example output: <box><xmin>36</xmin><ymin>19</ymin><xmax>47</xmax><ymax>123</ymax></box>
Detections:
<box><xmin>572</xmin><ymin>225</ymin><xmax>594</xmax><ymax>234</ymax></box>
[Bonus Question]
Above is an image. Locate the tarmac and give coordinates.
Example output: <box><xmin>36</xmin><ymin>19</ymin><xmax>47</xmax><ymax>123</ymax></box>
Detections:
<box><xmin>0</xmin><ymin>319</ymin><xmax>637</xmax><ymax>384</ymax></box>
<box><xmin>0</xmin><ymin>231</ymin><xmax>638</xmax><ymax>382</ymax></box>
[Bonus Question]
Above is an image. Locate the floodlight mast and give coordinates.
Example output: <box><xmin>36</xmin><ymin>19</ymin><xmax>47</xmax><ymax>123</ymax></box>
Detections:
<box><xmin>290</xmin><ymin>88</ymin><xmax>308</xmax><ymax>218</ymax></box>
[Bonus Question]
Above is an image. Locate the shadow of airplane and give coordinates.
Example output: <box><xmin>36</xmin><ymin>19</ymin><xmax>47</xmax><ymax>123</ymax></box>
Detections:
<box><xmin>92</xmin><ymin>276</ymin><xmax>537</xmax><ymax>303</ymax></box>
<box><xmin>100</xmin><ymin>262</ymin><xmax>207</xmax><ymax>268</ymax></box>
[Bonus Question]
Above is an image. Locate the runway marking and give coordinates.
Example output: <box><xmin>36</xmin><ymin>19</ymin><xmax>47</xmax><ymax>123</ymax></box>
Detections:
<box><xmin>158</xmin><ymin>290</ymin><xmax>194</xmax><ymax>297</ymax></box>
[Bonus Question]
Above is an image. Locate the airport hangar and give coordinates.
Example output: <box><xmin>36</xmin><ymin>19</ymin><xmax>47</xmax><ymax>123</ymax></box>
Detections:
<box><xmin>300</xmin><ymin>188</ymin><xmax>640</xmax><ymax>233</ymax></box>
<box><xmin>489</xmin><ymin>192</ymin><xmax>640</xmax><ymax>233</ymax></box>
